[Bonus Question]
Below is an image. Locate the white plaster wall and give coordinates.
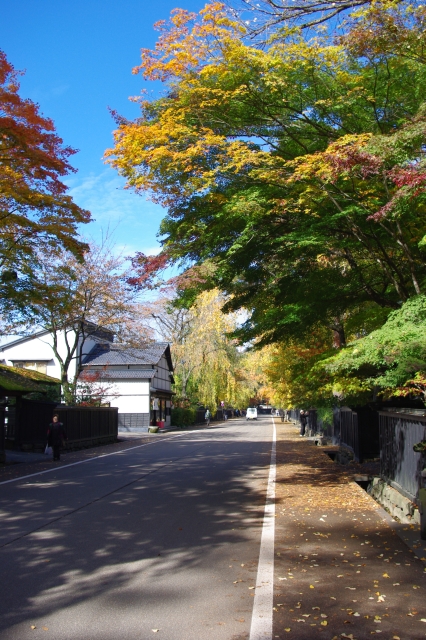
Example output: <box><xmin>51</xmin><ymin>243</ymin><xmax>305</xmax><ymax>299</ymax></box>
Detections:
<box><xmin>107</xmin><ymin>380</ymin><xmax>150</xmax><ymax>414</ymax></box>
<box><xmin>0</xmin><ymin>331</ymin><xmax>100</xmax><ymax>381</ymax></box>
<box><xmin>112</xmin><ymin>381</ymin><xmax>150</xmax><ymax>395</ymax></box>
<box><xmin>108</xmin><ymin>395</ymin><xmax>150</xmax><ymax>413</ymax></box>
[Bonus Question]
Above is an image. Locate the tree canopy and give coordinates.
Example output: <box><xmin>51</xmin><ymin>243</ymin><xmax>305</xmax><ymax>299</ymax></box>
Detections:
<box><xmin>0</xmin><ymin>50</ymin><xmax>90</xmax><ymax>315</ymax></box>
<box><xmin>106</xmin><ymin>1</ymin><xmax>426</xmax><ymax>349</ymax></box>
<box><xmin>320</xmin><ymin>294</ymin><xmax>426</xmax><ymax>404</ymax></box>
<box><xmin>144</xmin><ymin>288</ymin><xmax>258</xmax><ymax>410</ymax></box>
<box><xmin>24</xmin><ymin>241</ymin><xmax>141</xmax><ymax>404</ymax></box>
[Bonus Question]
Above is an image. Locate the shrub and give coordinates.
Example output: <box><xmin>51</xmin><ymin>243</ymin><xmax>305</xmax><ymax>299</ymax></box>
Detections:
<box><xmin>317</xmin><ymin>407</ymin><xmax>333</xmax><ymax>432</ymax></box>
<box><xmin>171</xmin><ymin>407</ymin><xmax>196</xmax><ymax>428</ymax></box>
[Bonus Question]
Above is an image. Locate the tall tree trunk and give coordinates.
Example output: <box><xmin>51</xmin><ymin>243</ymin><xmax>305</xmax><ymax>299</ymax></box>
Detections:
<box><xmin>60</xmin><ymin>369</ymin><xmax>75</xmax><ymax>405</ymax></box>
<box><xmin>331</xmin><ymin>320</ymin><xmax>346</xmax><ymax>348</ymax></box>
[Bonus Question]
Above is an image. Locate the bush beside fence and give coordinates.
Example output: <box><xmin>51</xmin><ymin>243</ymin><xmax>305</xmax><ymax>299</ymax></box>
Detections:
<box><xmin>171</xmin><ymin>407</ymin><xmax>197</xmax><ymax>428</ymax></box>
<box><xmin>171</xmin><ymin>407</ymin><xmax>226</xmax><ymax>427</ymax></box>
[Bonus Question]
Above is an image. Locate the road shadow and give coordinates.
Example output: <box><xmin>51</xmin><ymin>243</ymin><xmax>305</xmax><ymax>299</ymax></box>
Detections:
<box><xmin>0</xmin><ymin>428</ymin><xmax>272</xmax><ymax>637</ymax></box>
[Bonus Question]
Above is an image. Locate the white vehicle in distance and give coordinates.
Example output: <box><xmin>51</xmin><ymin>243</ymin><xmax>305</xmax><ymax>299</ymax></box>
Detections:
<box><xmin>246</xmin><ymin>407</ymin><xmax>258</xmax><ymax>420</ymax></box>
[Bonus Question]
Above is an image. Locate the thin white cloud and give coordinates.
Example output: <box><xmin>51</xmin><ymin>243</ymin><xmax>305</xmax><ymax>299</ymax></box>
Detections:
<box><xmin>142</xmin><ymin>245</ymin><xmax>162</xmax><ymax>256</ymax></box>
<box><xmin>29</xmin><ymin>84</ymin><xmax>71</xmax><ymax>103</ymax></box>
<box><xmin>65</xmin><ymin>169</ymin><xmax>167</xmax><ymax>253</ymax></box>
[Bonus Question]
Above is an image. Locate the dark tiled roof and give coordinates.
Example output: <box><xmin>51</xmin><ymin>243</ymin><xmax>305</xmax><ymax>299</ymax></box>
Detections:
<box><xmin>82</xmin><ymin>369</ymin><xmax>156</xmax><ymax>380</ymax></box>
<box><xmin>82</xmin><ymin>342</ymin><xmax>170</xmax><ymax>367</ymax></box>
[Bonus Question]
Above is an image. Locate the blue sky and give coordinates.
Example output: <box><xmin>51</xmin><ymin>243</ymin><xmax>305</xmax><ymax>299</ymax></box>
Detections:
<box><xmin>1</xmin><ymin>0</ymin><xmax>205</xmax><ymax>256</ymax></box>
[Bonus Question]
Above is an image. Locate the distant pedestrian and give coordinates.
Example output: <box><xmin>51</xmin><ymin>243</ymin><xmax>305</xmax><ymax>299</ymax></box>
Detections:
<box><xmin>279</xmin><ymin>408</ymin><xmax>284</xmax><ymax>422</ymax></box>
<box><xmin>299</xmin><ymin>410</ymin><xmax>307</xmax><ymax>437</ymax></box>
<box><xmin>47</xmin><ymin>414</ymin><xmax>67</xmax><ymax>461</ymax></box>
<box><xmin>205</xmin><ymin>408</ymin><xmax>211</xmax><ymax>427</ymax></box>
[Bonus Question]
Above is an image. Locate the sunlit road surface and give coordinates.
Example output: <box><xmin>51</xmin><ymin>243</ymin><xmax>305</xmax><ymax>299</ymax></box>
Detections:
<box><xmin>0</xmin><ymin>417</ymin><xmax>274</xmax><ymax>640</ymax></box>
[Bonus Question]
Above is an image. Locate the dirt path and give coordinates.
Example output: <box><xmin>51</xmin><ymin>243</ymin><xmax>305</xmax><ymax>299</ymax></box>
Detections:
<box><xmin>273</xmin><ymin>420</ymin><xmax>426</xmax><ymax>639</ymax></box>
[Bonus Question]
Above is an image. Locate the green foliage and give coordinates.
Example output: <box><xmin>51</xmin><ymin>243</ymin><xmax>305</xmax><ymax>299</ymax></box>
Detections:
<box><xmin>413</xmin><ymin>440</ymin><xmax>426</xmax><ymax>453</ymax></box>
<box><xmin>108</xmin><ymin>1</ymin><xmax>426</xmax><ymax>347</ymax></box>
<box><xmin>107</xmin><ymin>2</ymin><xmax>426</xmax><ymax>408</ymax></box>
<box><xmin>24</xmin><ymin>384</ymin><xmax>61</xmax><ymax>404</ymax></box>
<box><xmin>171</xmin><ymin>406</ymin><xmax>197</xmax><ymax>428</ymax></box>
<box><xmin>321</xmin><ymin>295</ymin><xmax>426</xmax><ymax>403</ymax></box>
<box><xmin>317</xmin><ymin>407</ymin><xmax>334</xmax><ymax>431</ymax></box>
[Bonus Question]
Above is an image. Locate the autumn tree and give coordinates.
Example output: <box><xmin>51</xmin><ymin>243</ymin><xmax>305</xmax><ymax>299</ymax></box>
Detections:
<box><xmin>0</xmin><ymin>50</ymin><xmax>90</xmax><ymax>318</ymax></box>
<box><xmin>144</xmin><ymin>288</ymin><xmax>255</xmax><ymax>410</ymax></box>
<box><xmin>262</xmin><ymin>328</ymin><xmax>337</xmax><ymax>408</ymax></box>
<box><xmin>25</xmin><ymin>241</ymin><xmax>145</xmax><ymax>404</ymax></box>
<box><xmin>227</xmin><ymin>0</ymin><xmax>371</xmax><ymax>37</ymax></box>
<box><xmin>75</xmin><ymin>368</ymin><xmax>119</xmax><ymax>407</ymax></box>
<box><xmin>106</xmin><ymin>1</ymin><xmax>426</xmax><ymax>348</ymax></box>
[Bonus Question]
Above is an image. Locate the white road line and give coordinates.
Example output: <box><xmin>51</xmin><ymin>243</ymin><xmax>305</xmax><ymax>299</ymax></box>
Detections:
<box><xmin>0</xmin><ymin>431</ymin><xmax>193</xmax><ymax>487</ymax></box>
<box><xmin>249</xmin><ymin>418</ymin><xmax>276</xmax><ymax>640</ymax></box>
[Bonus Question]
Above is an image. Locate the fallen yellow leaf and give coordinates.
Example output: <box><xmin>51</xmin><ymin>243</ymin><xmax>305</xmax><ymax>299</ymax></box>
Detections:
<box><xmin>309</xmin><ymin>584</ymin><xmax>315</xmax><ymax>589</ymax></box>
<box><xmin>30</xmin><ymin>626</ymin><xmax>36</xmax><ymax>630</ymax></box>
<box><xmin>382</xmin><ymin>573</ymin><xmax>390</xmax><ymax>578</ymax></box>
<box><xmin>320</xmin><ymin>620</ymin><xmax>328</xmax><ymax>626</ymax></box>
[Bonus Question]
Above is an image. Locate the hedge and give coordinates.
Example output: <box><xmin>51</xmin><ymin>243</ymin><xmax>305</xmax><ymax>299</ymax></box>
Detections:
<box><xmin>171</xmin><ymin>407</ymin><xmax>197</xmax><ymax>428</ymax></box>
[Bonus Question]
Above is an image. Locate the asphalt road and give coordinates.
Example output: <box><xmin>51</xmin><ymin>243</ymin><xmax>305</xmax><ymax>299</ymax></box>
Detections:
<box><xmin>0</xmin><ymin>417</ymin><xmax>274</xmax><ymax>640</ymax></box>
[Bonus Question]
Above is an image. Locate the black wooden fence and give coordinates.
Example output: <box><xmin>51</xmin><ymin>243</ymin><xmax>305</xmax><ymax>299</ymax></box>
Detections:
<box><xmin>56</xmin><ymin>405</ymin><xmax>118</xmax><ymax>449</ymax></box>
<box><xmin>379</xmin><ymin>410</ymin><xmax>426</xmax><ymax>503</ymax></box>
<box><xmin>4</xmin><ymin>398</ymin><xmax>118</xmax><ymax>451</ymax></box>
<box><xmin>288</xmin><ymin>408</ymin><xmax>300</xmax><ymax>424</ymax></box>
<box><xmin>333</xmin><ymin>406</ymin><xmax>380</xmax><ymax>462</ymax></box>
<box><xmin>288</xmin><ymin>409</ymin><xmax>318</xmax><ymax>434</ymax></box>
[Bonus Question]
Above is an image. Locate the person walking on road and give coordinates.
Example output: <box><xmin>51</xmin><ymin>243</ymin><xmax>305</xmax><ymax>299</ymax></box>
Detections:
<box><xmin>205</xmin><ymin>408</ymin><xmax>211</xmax><ymax>427</ymax></box>
<box><xmin>279</xmin><ymin>408</ymin><xmax>284</xmax><ymax>422</ymax></box>
<box><xmin>47</xmin><ymin>414</ymin><xmax>67</xmax><ymax>461</ymax></box>
<box><xmin>299</xmin><ymin>410</ymin><xmax>307</xmax><ymax>436</ymax></box>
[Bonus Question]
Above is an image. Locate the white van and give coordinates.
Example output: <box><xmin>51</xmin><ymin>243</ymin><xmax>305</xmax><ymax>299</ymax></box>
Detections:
<box><xmin>246</xmin><ymin>407</ymin><xmax>258</xmax><ymax>420</ymax></box>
